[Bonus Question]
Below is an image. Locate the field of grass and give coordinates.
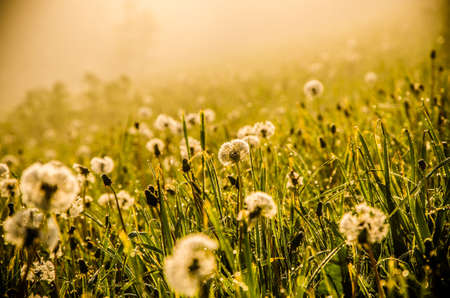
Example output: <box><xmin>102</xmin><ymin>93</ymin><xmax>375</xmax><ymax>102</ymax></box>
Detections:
<box><xmin>0</xmin><ymin>28</ymin><xmax>449</xmax><ymax>297</ymax></box>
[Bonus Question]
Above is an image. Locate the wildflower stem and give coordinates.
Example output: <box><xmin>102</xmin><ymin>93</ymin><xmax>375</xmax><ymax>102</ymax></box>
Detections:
<box><xmin>108</xmin><ymin>185</ymin><xmax>127</xmax><ymax>235</ymax></box>
<box><xmin>235</xmin><ymin>162</ymin><xmax>243</xmax><ymax>266</ymax></box>
<box><xmin>366</xmin><ymin>244</ymin><xmax>384</xmax><ymax>298</ymax></box>
<box><xmin>19</xmin><ymin>245</ymin><xmax>35</xmax><ymax>297</ymax></box>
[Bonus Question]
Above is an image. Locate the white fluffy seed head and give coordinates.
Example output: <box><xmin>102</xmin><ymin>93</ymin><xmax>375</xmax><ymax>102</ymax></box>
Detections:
<box><xmin>218</xmin><ymin>139</ymin><xmax>249</xmax><ymax>166</ymax></box>
<box><xmin>90</xmin><ymin>156</ymin><xmax>114</xmax><ymax>174</ymax></box>
<box><xmin>146</xmin><ymin>138</ymin><xmax>165</xmax><ymax>156</ymax></box>
<box><xmin>244</xmin><ymin>192</ymin><xmax>277</xmax><ymax>220</ymax></box>
<box><xmin>180</xmin><ymin>137</ymin><xmax>202</xmax><ymax>159</ymax></box>
<box><xmin>286</xmin><ymin>170</ymin><xmax>303</xmax><ymax>190</ymax></box>
<box><xmin>364</xmin><ymin>72</ymin><xmax>378</xmax><ymax>84</ymax></box>
<box><xmin>138</xmin><ymin>106</ymin><xmax>152</xmax><ymax>119</ymax></box>
<box><xmin>98</xmin><ymin>191</ymin><xmax>134</xmax><ymax>210</ymax></box>
<box><xmin>339</xmin><ymin>203</ymin><xmax>389</xmax><ymax>244</ymax></box>
<box><xmin>0</xmin><ymin>178</ymin><xmax>18</xmax><ymax>198</ymax></box>
<box><xmin>237</xmin><ymin>125</ymin><xmax>257</xmax><ymax>139</ymax></box>
<box><xmin>20</xmin><ymin>161</ymin><xmax>80</xmax><ymax>212</ymax></box>
<box><xmin>3</xmin><ymin>208</ymin><xmax>43</xmax><ymax>248</ymax></box>
<box><xmin>241</xmin><ymin>135</ymin><xmax>260</xmax><ymax>147</ymax></box>
<box><xmin>203</xmin><ymin>109</ymin><xmax>216</xmax><ymax>122</ymax></box>
<box><xmin>253</xmin><ymin>121</ymin><xmax>275</xmax><ymax>139</ymax></box>
<box><xmin>164</xmin><ymin>233</ymin><xmax>218</xmax><ymax>296</ymax></box>
<box><xmin>22</xmin><ymin>259</ymin><xmax>56</xmax><ymax>283</ymax></box>
<box><xmin>303</xmin><ymin>79</ymin><xmax>324</xmax><ymax>98</ymax></box>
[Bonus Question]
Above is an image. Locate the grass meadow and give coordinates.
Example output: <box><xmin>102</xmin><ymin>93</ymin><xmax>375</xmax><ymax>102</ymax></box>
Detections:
<box><xmin>0</xmin><ymin>27</ymin><xmax>449</xmax><ymax>297</ymax></box>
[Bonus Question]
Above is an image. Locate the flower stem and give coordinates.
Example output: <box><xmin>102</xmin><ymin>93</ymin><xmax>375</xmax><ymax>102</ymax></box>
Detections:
<box><xmin>366</xmin><ymin>244</ymin><xmax>384</xmax><ymax>298</ymax></box>
<box><xmin>109</xmin><ymin>185</ymin><xmax>127</xmax><ymax>235</ymax></box>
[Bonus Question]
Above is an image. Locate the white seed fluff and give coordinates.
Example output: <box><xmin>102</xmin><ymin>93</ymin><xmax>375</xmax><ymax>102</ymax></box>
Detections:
<box><xmin>164</xmin><ymin>233</ymin><xmax>218</xmax><ymax>296</ymax></box>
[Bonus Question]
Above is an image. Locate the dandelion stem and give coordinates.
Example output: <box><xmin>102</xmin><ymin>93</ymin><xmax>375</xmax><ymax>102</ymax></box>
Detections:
<box><xmin>366</xmin><ymin>244</ymin><xmax>384</xmax><ymax>298</ymax></box>
<box><xmin>108</xmin><ymin>185</ymin><xmax>127</xmax><ymax>235</ymax></box>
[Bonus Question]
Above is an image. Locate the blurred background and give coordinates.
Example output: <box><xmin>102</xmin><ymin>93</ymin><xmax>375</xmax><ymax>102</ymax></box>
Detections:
<box><xmin>0</xmin><ymin>0</ymin><xmax>447</xmax><ymax>113</ymax></box>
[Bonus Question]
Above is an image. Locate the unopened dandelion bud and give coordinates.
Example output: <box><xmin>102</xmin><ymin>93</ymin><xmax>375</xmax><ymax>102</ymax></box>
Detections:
<box><xmin>101</xmin><ymin>174</ymin><xmax>112</xmax><ymax>186</ymax></box>
<box><xmin>290</xmin><ymin>231</ymin><xmax>304</xmax><ymax>252</ymax></box>
<box><xmin>430</xmin><ymin>49</ymin><xmax>436</xmax><ymax>59</ymax></box>
<box><xmin>418</xmin><ymin>159</ymin><xmax>427</xmax><ymax>171</ymax></box>
<box><xmin>145</xmin><ymin>189</ymin><xmax>158</xmax><ymax>207</ymax></box>
<box><xmin>105</xmin><ymin>215</ymin><xmax>111</xmax><ymax>229</ymax></box>
<box><xmin>8</xmin><ymin>203</ymin><xmax>14</xmax><ymax>216</ymax></box>
<box><xmin>182</xmin><ymin>159</ymin><xmax>191</xmax><ymax>173</ymax></box>
<box><xmin>344</xmin><ymin>109</ymin><xmax>350</xmax><ymax>118</ymax></box>
<box><xmin>70</xmin><ymin>237</ymin><xmax>77</xmax><ymax>250</ymax></box>
<box><xmin>330</xmin><ymin>123</ymin><xmax>337</xmax><ymax>134</ymax></box>
<box><xmin>86</xmin><ymin>240</ymin><xmax>94</xmax><ymax>250</ymax></box>
<box><xmin>227</xmin><ymin>176</ymin><xmax>239</xmax><ymax>189</ymax></box>
<box><xmin>316</xmin><ymin>202</ymin><xmax>323</xmax><ymax>217</ymax></box>
<box><xmin>442</xmin><ymin>141</ymin><xmax>449</xmax><ymax>157</ymax></box>
<box><xmin>78</xmin><ymin>259</ymin><xmax>89</xmax><ymax>274</ymax></box>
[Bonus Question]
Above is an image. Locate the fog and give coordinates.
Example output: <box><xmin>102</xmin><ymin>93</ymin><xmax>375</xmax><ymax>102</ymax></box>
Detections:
<box><xmin>0</xmin><ymin>0</ymin><xmax>439</xmax><ymax>111</ymax></box>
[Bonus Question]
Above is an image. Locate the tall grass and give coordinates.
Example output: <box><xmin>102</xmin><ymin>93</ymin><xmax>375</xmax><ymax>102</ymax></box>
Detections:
<box><xmin>0</xmin><ymin>43</ymin><xmax>448</xmax><ymax>297</ymax></box>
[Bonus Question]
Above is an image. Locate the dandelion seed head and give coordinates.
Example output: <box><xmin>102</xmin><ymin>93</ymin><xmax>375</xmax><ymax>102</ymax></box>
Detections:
<box><xmin>22</xmin><ymin>259</ymin><xmax>55</xmax><ymax>283</ymax></box>
<box><xmin>180</xmin><ymin>137</ymin><xmax>202</xmax><ymax>159</ymax></box>
<box><xmin>218</xmin><ymin>139</ymin><xmax>249</xmax><ymax>166</ymax></box>
<box><xmin>90</xmin><ymin>156</ymin><xmax>114</xmax><ymax>174</ymax></box>
<box><xmin>253</xmin><ymin>121</ymin><xmax>275</xmax><ymax>139</ymax></box>
<box><xmin>164</xmin><ymin>233</ymin><xmax>218</xmax><ymax>296</ymax></box>
<box><xmin>3</xmin><ymin>208</ymin><xmax>43</xmax><ymax>248</ymax></box>
<box><xmin>0</xmin><ymin>178</ymin><xmax>18</xmax><ymax>198</ymax></box>
<box><xmin>98</xmin><ymin>191</ymin><xmax>134</xmax><ymax>210</ymax></box>
<box><xmin>364</xmin><ymin>72</ymin><xmax>378</xmax><ymax>84</ymax></box>
<box><xmin>244</xmin><ymin>192</ymin><xmax>277</xmax><ymax>220</ymax></box>
<box><xmin>129</xmin><ymin>122</ymin><xmax>153</xmax><ymax>138</ymax></box>
<box><xmin>154</xmin><ymin>114</ymin><xmax>181</xmax><ymax>134</ymax></box>
<box><xmin>76</xmin><ymin>145</ymin><xmax>91</xmax><ymax>157</ymax></box>
<box><xmin>203</xmin><ymin>109</ymin><xmax>216</xmax><ymax>122</ymax></box>
<box><xmin>20</xmin><ymin>161</ymin><xmax>80</xmax><ymax>212</ymax></box>
<box><xmin>138</xmin><ymin>106</ymin><xmax>152</xmax><ymax>119</ymax></box>
<box><xmin>241</xmin><ymin>135</ymin><xmax>260</xmax><ymax>147</ymax></box>
<box><xmin>146</xmin><ymin>138</ymin><xmax>165</xmax><ymax>156</ymax></box>
<box><xmin>303</xmin><ymin>80</ymin><xmax>324</xmax><ymax>98</ymax></box>
<box><xmin>185</xmin><ymin>113</ymin><xmax>201</xmax><ymax>127</ymax></box>
<box><xmin>2</xmin><ymin>155</ymin><xmax>19</xmax><ymax>167</ymax></box>
<box><xmin>237</xmin><ymin>125</ymin><xmax>257</xmax><ymax>139</ymax></box>
<box><xmin>339</xmin><ymin>203</ymin><xmax>388</xmax><ymax>244</ymax></box>
<box><xmin>286</xmin><ymin>170</ymin><xmax>303</xmax><ymax>190</ymax></box>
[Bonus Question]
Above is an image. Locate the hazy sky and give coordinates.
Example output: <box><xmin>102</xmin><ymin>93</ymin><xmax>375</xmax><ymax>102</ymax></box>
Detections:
<box><xmin>0</xmin><ymin>0</ymin><xmax>437</xmax><ymax>110</ymax></box>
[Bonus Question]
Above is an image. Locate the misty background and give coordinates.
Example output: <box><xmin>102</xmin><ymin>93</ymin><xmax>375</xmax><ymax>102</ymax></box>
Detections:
<box><xmin>0</xmin><ymin>0</ymin><xmax>444</xmax><ymax>113</ymax></box>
